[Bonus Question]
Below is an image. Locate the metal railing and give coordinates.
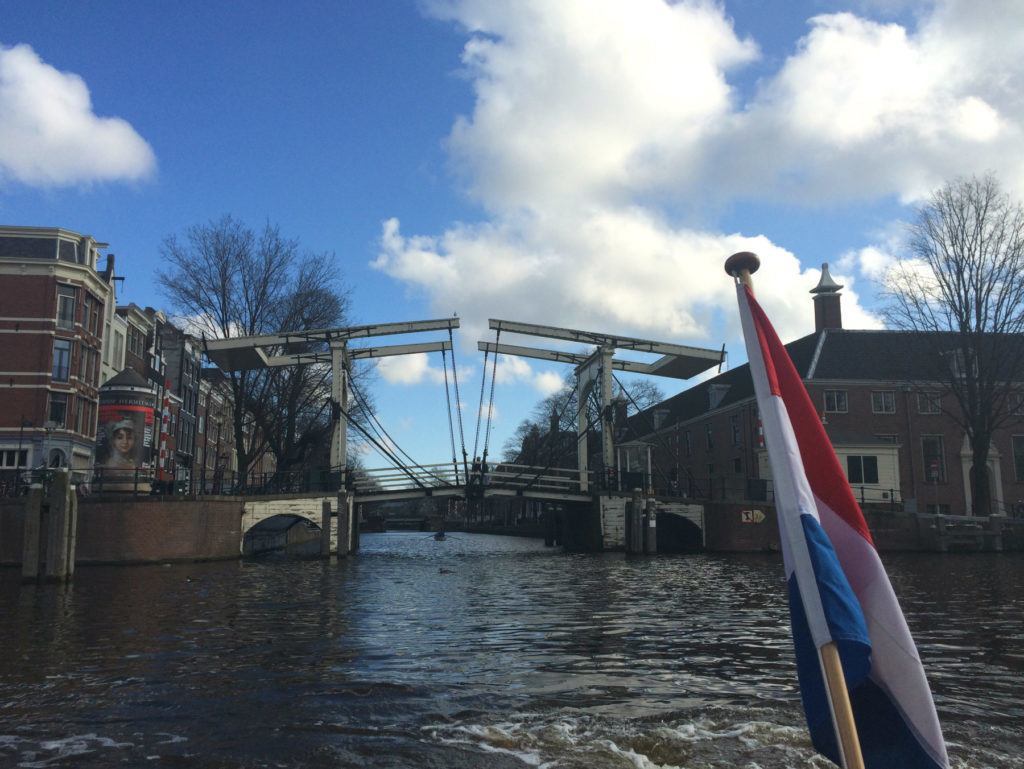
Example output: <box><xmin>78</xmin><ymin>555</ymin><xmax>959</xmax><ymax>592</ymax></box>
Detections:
<box><xmin>84</xmin><ymin>467</ymin><xmax>339</xmax><ymax>497</ymax></box>
<box><xmin>633</xmin><ymin>473</ymin><xmax>904</xmax><ymax>510</ymax></box>
<box><xmin>352</xmin><ymin>462</ymin><xmax>595</xmax><ymax>497</ymax></box>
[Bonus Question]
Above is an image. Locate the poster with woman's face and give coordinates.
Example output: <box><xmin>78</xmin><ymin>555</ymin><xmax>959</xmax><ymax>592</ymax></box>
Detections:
<box><xmin>95</xmin><ymin>402</ymin><xmax>154</xmax><ymax>472</ymax></box>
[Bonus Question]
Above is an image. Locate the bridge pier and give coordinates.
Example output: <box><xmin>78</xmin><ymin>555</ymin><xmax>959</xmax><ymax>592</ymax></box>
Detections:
<box><xmin>336</xmin><ymin>491</ymin><xmax>356</xmax><ymax>555</ymax></box>
<box><xmin>21</xmin><ymin>472</ymin><xmax>78</xmax><ymax>582</ymax></box>
<box><xmin>320</xmin><ymin>499</ymin><xmax>332</xmax><ymax>557</ymax></box>
<box><xmin>644</xmin><ymin>496</ymin><xmax>658</xmax><ymax>554</ymax></box>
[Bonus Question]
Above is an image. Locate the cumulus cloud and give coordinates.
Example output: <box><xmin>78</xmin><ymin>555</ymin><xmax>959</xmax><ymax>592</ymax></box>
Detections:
<box><xmin>376</xmin><ymin>354</ymin><xmax>445</xmax><ymax>385</ymax></box>
<box><xmin>723</xmin><ymin>4</ymin><xmax>1024</xmax><ymax>202</ymax></box>
<box><xmin>0</xmin><ymin>44</ymin><xmax>155</xmax><ymax>187</ymax></box>
<box><xmin>375</xmin><ymin>0</ymin><xmax>1022</xmax><ymax>364</ymax></box>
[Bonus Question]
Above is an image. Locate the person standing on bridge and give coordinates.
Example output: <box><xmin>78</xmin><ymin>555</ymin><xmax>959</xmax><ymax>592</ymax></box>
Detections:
<box><xmin>471</xmin><ymin>456</ymin><xmax>482</xmax><ymax>487</ymax></box>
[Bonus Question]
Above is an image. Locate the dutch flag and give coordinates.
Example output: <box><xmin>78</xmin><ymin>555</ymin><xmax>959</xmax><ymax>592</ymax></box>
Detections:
<box><xmin>736</xmin><ymin>279</ymin><xmax>948</xmax><ymax>768</ymax></box>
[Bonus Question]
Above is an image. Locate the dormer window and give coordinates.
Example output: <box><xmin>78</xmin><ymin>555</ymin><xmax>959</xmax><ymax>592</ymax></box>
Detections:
<box><xmin>708</xmin><ymin>384</ymin><xmax>730</xmax><ymax>410</ymax></box>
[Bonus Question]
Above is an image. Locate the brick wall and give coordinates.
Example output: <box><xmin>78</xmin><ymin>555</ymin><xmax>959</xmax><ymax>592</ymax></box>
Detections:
<box><xmin>1</xmin><ymin>496</ymin><xmax>244</xmax><ymax>565</ymax></box>
<box><xmin>704</xmin><ymin>502</ymin><xmax>781</xmax><ymax>552</ymax></box>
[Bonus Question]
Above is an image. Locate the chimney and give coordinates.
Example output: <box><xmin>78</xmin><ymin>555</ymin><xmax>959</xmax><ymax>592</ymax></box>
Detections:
<box><xmin>810</xmin><ymin>262</ymin><xmax>843</xmax><ymax>331</ymax></box>
<box><xmin>612</xmin><ymin>396</ymin><xmax>628</xmax><ymax>435</ymax></box>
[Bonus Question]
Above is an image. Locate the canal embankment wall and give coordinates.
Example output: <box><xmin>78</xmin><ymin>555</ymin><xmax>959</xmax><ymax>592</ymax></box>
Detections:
<box><xmin>701</xmin><ymin>501</ymin><xmax>1024</xmax><ymax>552</ymax></box>
<box><xmin>1</xmin><ymin>495</ymin><xmax>245</xmax><ymax>565</ymax></box>
<box><xmin>2</xmin><ymin>493</ymin><xmax>347</xmax><ymax>566</ymax></box>
<box><xmin>4</xmin><ymin>494</ymin><xmax>1022</xmax><ymax>566</ymax></box>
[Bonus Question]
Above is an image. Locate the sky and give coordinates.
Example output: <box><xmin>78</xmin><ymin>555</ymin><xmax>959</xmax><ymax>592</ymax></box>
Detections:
<box><xmin>3</xmin><ymin>0</ymin><xmax>1024</xmax><ymax>468</ymax></box>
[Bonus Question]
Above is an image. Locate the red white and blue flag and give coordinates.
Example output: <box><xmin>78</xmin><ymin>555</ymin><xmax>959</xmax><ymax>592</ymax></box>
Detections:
<box><xmin>736</xmin><ymin>283</ymin><xmax>948</xmax><ymax>769</ymax></box>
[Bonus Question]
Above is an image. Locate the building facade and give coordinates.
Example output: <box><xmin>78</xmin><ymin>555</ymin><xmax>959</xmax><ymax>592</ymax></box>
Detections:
<box><xmin>627</xmin><ymin>265</ymin><xmax>1024</xmax><ymax>516</ymax></box>
<box><xmin>0</xmin><ymin>227</ymin><xmax>116</xmax><ymax>479</ymax></box>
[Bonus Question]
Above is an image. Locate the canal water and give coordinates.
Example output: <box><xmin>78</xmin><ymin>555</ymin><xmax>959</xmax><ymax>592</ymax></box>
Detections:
<box><xmin>1</xmin><ymin>533</ymin><xmax>1021</xmax><ymax>768</ymax></box>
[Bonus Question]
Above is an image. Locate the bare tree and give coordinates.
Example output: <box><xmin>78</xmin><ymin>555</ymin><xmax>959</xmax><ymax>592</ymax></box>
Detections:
<box><xmin>159</xmin><ymin>216</ymin><xmax>358</xmax><ymax>480</ymax></box>
<box><xmin>501</xmin><ymin>373</ymin><xmax>665</xmax><ymax>462</ymax></box>
<box><xmin>883</xmin><ymin>174</ymin><xmax>1024</xmax><ymax>515</ymax></box>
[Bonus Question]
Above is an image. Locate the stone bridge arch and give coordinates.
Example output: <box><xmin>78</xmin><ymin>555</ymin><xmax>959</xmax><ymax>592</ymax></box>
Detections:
<box><xmin>241</xmin><ymin>496</ymin><xmax>336</xmax><ymax>554</ymax></box>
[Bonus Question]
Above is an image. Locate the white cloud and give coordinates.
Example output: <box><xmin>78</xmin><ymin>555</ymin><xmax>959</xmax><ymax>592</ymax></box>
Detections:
<box><xmin>376</xmin><ymin>353</ymin><xmax>449</xmax><ymax>385</ymax></box>
<box><xmin>375</xmin><ymin>0</ymin><xmax>1022</xmax><ymax>370</ymax></box>
<box><xmin>534</xmin><ymin>371</ymin><xmax>565</xmax><ymax>395</ymax></box>
<box><xmin>430</xmin><ymin>0</ymin><xmax>757</xmax><ymax>211</ymax></box>
<box><xmin>724</xmin><ymin>4</ymin><xmax>1024</xmax><ymax>202</ymax></box>
<box><xmin>0</xmin><ymin>44</ymin><xmax>155</xmax><ymax>187</ymax></box>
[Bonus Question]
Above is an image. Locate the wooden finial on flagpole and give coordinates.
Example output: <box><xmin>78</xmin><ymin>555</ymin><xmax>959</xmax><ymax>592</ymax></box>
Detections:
<box><xmin>724</xmin><ymin>251</ymin><xmax>761</xmax><ymax>292</ymax></box>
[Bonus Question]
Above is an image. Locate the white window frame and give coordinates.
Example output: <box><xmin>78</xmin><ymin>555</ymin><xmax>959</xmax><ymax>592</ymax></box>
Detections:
<box><xmin>871</xmin><ymin>390</ymin><xmax>895</xmax><ymax>414</ymax></box>
<box><xmin>824</xmin><ymin>389</ymin><xmax>848</xmax><ymax>413</ymax></box>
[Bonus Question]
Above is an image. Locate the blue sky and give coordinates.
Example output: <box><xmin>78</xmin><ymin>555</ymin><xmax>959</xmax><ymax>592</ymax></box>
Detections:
<box><xmin>2</xmin><ymin>0</ymin><xmax>1022</xmax><ymax>467</ymax></box>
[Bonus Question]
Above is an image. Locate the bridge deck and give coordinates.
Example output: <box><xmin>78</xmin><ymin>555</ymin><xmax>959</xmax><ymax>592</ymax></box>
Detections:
<box><xmin>351</xmin><ymin>462</ymin><xmax>592</xmax><ymax>503</ymax></box>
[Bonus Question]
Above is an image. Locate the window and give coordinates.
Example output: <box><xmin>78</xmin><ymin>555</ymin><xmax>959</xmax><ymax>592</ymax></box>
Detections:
<box><xmin>90</xmin><ymin>297</ymin><xmax>102</xmax><ymax>335</ymax></box>
<box><xmin>1010</xmin><ymin>393</ymin><xmax>1024</xmax><ymax>416</ymax></box>
<box><xmin>52</xmin><ymin>339</ymin><xmax>72</xmax><ymax>381</ymax></box>
<box><xmin>113</xmin><ymin>331</ymin><xmax>124</xmax><ymax>365</ymax></box>
<box><xmin>707</xmin><ymin>463</ymin><xmax>715</xmax><ymax>476</ymax></box>
<box><xmin>75</xmin><ymin>397</ymin><xmax>87</xmax><ymax>434</ymax></box>
<box><xmin>846</xmin><ymin>455</ymin><xmax>879</xmax><ymax>484</ymax></box>
<box><xmin>733</xmin><ymin>457</ymin><xmax>742</xmax><ymax>473</ymax></box>
<box><xmin>128</xmin><ymin>324</ymin><xmax>145</xmax><ymax>358</ymax></box>
<box><xmin>48</xmin><ymin>393</ymin><xmax>68</xmax><ymax>427</ymax></box>
<box><xmin>83</xmin><ymin>296</ymin><xmax>94</xmax><ymax>335</ymax></box>
<box><xmin>918</xmin><ymin>392</ymin><xmax>941</xmax><ymax>414</ymax></box>
<box><xmin>0</xmin><ymin>449</ymin><xmax>28</xmax><ymax>468</ymax></box>
<box><xmin>731</xmin><ymin>415</ymin><xmax>741</xmax><ymax>446</ymax></box>
<box><xmin>705</xmin><ymin>424</ymin><xmax>714</xmax><ymax>450</ymax></box>
<box><xmin>824</xmin><ymin>390</ymin><xmax>848</xmax><ymax>413</ymax></box>
<box><xmin>56</xmin><ymin>285</ymin><xmax>76</xmax><ymax>329</ymax></box>
<box><xmin>871</xmin><ymin>390</ymin><xmax>895</xmax><ymax>414</ymax></box>
<box><xmin>922</xmin><ymin>436</ymin><xmax>946</xmax><ymax>483</ymax></box>
<box><xmin>1014</xmin><ymin>436</ymin><xmax>1024</xmax><ymax>482</ymax></box>
<box><xmin>925</xmin><ymin>503</ymin><xmax>951</xmax><ymax>515</ymax></box>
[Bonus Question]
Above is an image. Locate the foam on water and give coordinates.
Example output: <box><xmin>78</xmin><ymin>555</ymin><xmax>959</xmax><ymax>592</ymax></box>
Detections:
<box><xmin>422</xmin><ymin>708</ymin><xmax>834</xmax><ymax>768</ymax></box>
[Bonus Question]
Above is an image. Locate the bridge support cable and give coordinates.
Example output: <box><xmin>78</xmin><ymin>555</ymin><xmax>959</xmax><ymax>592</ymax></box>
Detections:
<box><xmin>481</xmin><ymin>326</ymin><xmax>502</xmax><ymax>466</ymax></box>
<box><xmin>440</xmin><ymin>347</ymin><xmax>461</xmax><ymax>485</ymax></box>
<box><xmin>490</xmin><ymin>375</ymin><xmax>603</xmax><ymax>494</ymax></box>
<box><xmin>337</xmin><ymin>401</ymin><xmax>429</xmax><ymax>490</ymax></box>
<box><xmin>447</xmin><ymin>327</ymin><xmax>471</xmax><ymax>484</ymax></box>
<box><xmin>471</xmin><ymin>346</ymin><xmax>490</xmax><ymax>462</ymax></box>
<box><xmin>347</xmin><ymin>373</ymin><xmax>456</xmax><ymax>488</ymax></box>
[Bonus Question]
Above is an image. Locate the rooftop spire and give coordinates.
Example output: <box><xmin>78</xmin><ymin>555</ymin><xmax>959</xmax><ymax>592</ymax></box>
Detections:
<box><xmin>810</xmin><ymin>263</ymin><xmax>843</xmax><ymax>295</ymax></box>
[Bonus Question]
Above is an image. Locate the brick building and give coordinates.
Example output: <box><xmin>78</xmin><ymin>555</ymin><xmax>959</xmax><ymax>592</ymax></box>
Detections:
<box><xmin>626</xmin><ymin>265</ymin><xmax>1024</xmax><ymax>516</ymax></box>
<box><xmin>0</xmin><ymin>226</ymin><xmax>116</xmax><ymax>479</ymax></box>
<box><xmin>195</xmin><ymin>369</ymin><xmax>237</xmax><ymax>492</ymax></box>
<box><xmin>159</xmin><ymin>323</ymin><xmax>201</xmax><ymax>483</ymax></box>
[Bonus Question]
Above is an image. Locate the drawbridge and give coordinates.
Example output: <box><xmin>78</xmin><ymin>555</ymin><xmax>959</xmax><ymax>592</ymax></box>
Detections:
<box><xmin>204</xmin><ymin>316</ymin><xmax>723</xmax><ymax>507</ymax></box>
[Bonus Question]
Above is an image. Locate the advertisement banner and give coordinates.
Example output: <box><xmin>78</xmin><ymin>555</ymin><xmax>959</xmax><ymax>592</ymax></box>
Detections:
<box><xmin>95</xmin><ymin>391</ymin><xmax>156</xmax><ymax>486</ymax></box>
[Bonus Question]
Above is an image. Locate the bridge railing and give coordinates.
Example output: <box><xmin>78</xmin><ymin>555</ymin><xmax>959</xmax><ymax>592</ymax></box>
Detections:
<box><xmin>351</xmin><ymin>463</ymin><xmax>461</xmax><ymax>494</ymax></box>
<box><xmin>485</xmin><ymin>463</ymin><xmax>590</xmax><ymax>495</ymax></box>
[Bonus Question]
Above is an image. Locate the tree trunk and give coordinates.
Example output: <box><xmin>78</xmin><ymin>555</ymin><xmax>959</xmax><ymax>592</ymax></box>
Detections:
<box><xmin>970</xmin><ymin>439</ymin><xmax>992</xmax><ymax>516</ymax></box>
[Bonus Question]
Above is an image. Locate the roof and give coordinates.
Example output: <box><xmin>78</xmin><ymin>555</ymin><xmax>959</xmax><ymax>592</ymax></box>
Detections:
<box><xmin>626</xmin><ymin>328</ymin><xmax>1024</xmax><ymax>437</ymax></box>
<box><xmin>101</xmin><ymin>368</ymin><xmax>154</xmax><ymax>390</ymax></box>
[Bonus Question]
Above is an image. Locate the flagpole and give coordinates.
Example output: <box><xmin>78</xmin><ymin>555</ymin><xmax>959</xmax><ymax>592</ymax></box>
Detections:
<box><xmin>725</xmin><ymin>251</ymin><xmax>865</xmax><ymax>769</ymax></box>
